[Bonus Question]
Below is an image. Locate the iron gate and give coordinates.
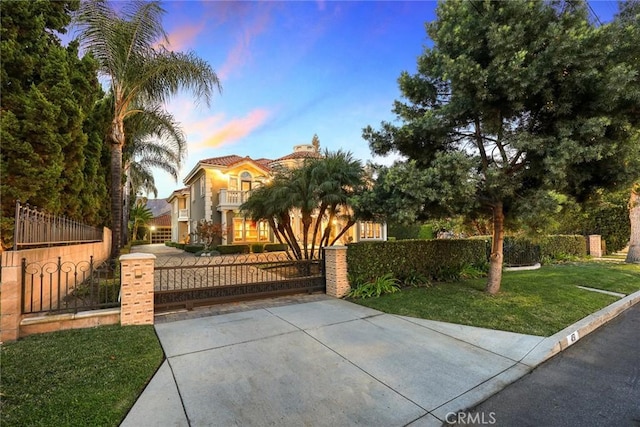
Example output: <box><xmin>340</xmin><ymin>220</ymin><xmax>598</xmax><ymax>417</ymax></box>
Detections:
<box><xmin>154</xmin><ymin>252</ymin><xmax>325</xmax><ymax>311</ymax></box>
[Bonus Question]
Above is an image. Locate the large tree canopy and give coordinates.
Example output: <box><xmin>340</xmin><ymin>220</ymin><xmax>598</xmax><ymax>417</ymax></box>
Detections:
<box><xmin>0</xmin><ymin>0</ymin><xmax>108</xmax><ymax>249</ymax></box>
<box><xmin>74</xmin><ymin>0</ymin><xmax>220</xmax><ymax>257</ymax></box>
<box><xmin>363</xmin><ymin>0</ymin><xmax>640</xmax><ymax>293</ymax></box>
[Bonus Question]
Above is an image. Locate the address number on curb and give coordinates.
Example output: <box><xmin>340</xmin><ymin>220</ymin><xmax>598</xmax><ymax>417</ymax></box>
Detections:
<box><xmin>566</xmin><ymin>331</ymin><xmax>580</xmax><ymax>346</ymax></box>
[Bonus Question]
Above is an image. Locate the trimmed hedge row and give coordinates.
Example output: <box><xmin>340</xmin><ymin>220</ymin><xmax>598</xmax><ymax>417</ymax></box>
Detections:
<box><xmin>387</xmin><ymin>223</ymin><xmax>435</xmax><ymax>240</ymax></box>
<box><xmin>217</xmin><ymin>244</ymin><xmax>250</xmax><ymax>255</ymax></box>
<box><xmin>347</xmin><ymin>239</ymin><xmax>488</xmax><ymax>283</ymax></box>
<box><xmin>491</xmin><ymin>234</ymin><xmax>587</xmax><ymax>265</ymax></box>
<box><xmin>264</xmin><ymin>243</ymin><xmax>288</xmax><ymax>252</ymax></box>
<box><xmin>537</xmin><ymin>235</ymin><xmax>586</xmax><ymax>260</ymax></box>
<box><xmin>165</xmin><ymin>241</ymin><xmax>186</xmax><ymax>250</ymax></box>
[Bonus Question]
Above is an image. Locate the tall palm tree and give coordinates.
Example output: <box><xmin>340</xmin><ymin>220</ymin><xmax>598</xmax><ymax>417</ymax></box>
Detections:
<box><xmin>309</xmin><ymin>150</ymin><xmax>365</xmax><ymax>258</ymax></box>
<box><xmin>242</xmin><ymin>150</ymin><xmax>365</xmax><ymax>260</ymax></box>
<box><xmin>74</xmin><ymin>0</ymin><xmax>221</xmax><ymax>257</ymax></box>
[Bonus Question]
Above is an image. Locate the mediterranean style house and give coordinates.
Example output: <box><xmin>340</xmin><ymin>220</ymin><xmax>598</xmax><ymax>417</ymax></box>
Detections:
<box><xmin>168</xmin><ymin>144</ymin><xmax>386</xmax><ymax>247</ymax></box>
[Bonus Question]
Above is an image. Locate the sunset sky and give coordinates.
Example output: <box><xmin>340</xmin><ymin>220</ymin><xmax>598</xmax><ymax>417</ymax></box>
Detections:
<box><xmin>103</xmin><ymin>1</ymin><xmax>620</xmax><ymax>199</ymax></box>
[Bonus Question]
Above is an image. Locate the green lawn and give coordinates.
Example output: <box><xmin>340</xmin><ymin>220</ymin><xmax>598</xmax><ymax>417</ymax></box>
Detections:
<box><xmin>1</xmin><ymin>325</ymin><xmax>163</xmax><ymax>427</ymax></box>
<box><xmin>352</xmin><ymin>262</ymin><xmax>640</xmax><ymax>337</ymax></box>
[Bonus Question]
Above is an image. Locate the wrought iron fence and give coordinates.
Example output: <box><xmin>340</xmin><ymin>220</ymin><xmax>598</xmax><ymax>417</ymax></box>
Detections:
<box><xmin>154</xmin><ymin>252</ymin><xmax>325</xmax><ymax>310</ymax></box>
<box><xmin>503</xmin><ymin>238</ymin><xmax>542</xmax><ymax>267</ymax></box>
<box><xmin>21</xmin><ymin>256</ymin><xmax>120</xmax><ymax>315</ymax></box>
<box><xmin>13</xmin><ymin>201</ymin><xmax>103</xmax><ymax>250</ymax></box>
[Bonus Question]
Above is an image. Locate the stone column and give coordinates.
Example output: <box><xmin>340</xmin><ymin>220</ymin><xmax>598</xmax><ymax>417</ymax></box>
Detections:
<box><xmin>0</xmin><ymin>261</ymin><xmax>22</xmax><ymax>342</ymax></box>
<box><xmin>324</xmin><ymin>246</ymin><xmax>350</xmax><ymax>298</ymax></box>
<box><xmin>119</xmin><ymin>253</ymin><xmax>155</xmax><ymax>326</ymax></box>
<box><xmin>587</xmin><ymin>235</ymin><xmax>602</xmax><ymax>258</ymax></box>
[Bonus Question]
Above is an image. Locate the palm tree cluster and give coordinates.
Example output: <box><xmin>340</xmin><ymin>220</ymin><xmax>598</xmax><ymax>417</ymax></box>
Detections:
<box><xmin>74</xmin><ymin>0</ymin><xmax>221</xmax><ymax>257</ymax></box>
<box><xmin>241</xmin><ymin>150</ymin><xmax>366</xmax><ymax>260</ymax></box>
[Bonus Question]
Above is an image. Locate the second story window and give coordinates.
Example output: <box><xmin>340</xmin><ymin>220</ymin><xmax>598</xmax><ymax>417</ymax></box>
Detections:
<box><xmin>240</xmin><ymin>171</ymin><xmax>252</xmax><ymax>192</ymax></box>
<box><xmin>200</xmin><ymin>176</ymin><xmax>205</xmax><ymax>198</ymax></box>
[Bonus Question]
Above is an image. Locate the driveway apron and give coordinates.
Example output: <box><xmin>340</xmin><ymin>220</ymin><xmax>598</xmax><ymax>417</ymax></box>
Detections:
<box><xmin>121</xmin><ymin>298</ymin><xmax>543</xmax><ymax>427</ymax></box>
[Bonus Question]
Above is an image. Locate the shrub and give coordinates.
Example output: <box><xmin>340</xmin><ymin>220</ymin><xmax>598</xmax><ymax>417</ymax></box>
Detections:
<box><xmin>348</xmin><ymin>273</ymin><xmax>400</xmax><ymax>299</ymax></box>
<box><xmin>251</xmin><ymin>243</ymin><xmax>265</xmax><ymax>253</ymax></box>
<box><xmin>400</xmin><ymin>270</ymin><xmax>430</xmax><ymax>287</ymax></box>
<box><xmin>347</xmin><ymin>239</ymin><xmax>488</xmax><ymax>284</ymax></box>
<box><xmin>537</xmin><ymin>235</ymin><xmax>586</xmax><ymax>262</ymax></box>
<box><xmin>387</xmin><ymin>223</ymin><xmax>435</xmax><ymax>240</ymax></box>
<box><xmin>264</xmin><ymin>243</ymin><xmax>288</xmax><ymax>252</ymax></box>
<box><xmin>217</xmin><ymin>244</ymin><xmax>250</xmax><ymax>255</ymax></box>
<box><xmin>184</xmin><ymin>244</ymin><xmax>205</xmax><ymax>253</ymax></box>
<box><xmin>130</xmin><ymin>240</ymin><xmax>148</xmax><ymax>246</ymax></box>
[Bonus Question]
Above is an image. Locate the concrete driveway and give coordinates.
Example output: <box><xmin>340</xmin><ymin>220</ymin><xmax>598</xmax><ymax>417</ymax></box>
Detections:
<box><xmin>121</xmin><ymin>297</ymin><xmax>545</xmax><ymax>426</ymax></box>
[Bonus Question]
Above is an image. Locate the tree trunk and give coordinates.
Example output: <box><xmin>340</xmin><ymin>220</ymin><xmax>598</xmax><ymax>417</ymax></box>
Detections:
<box><xmin>110</xmin><ymin>142</ymin><xmax>123</xmax><ymax>259</ymax></box>
<box><xmin>626</xmin><ymin>186</ymin><xmax>640</xmax><ymax>263</ymax></box>
<box><xmin>330</xmin><ymin>219</ymin><xmax>355</xmax><ymax>245</ymax></box>
<box><xmin>109</xmin><ymin>118</ymin><xmax>125</xmax><ymax>259</ymax></box>
<box><xmin>485</xmin><ymin>201</ymin><xmax>505</xmax><ymax>295</ymax></box>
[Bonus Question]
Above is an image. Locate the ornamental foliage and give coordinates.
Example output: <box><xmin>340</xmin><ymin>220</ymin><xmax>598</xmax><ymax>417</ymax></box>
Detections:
<box><xmin>363</xmin><ymin>0</ymin><xmax>640</xmax><ymax>293</ymax></box>
<box><xmin>0</xmin><ymin>0</ymin><xmax>109</xmax><ymax>249</ymax></box>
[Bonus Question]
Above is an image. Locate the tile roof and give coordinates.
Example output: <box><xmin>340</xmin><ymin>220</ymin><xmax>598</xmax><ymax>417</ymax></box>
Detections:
<box><xmin>200</xmin><ymin>155</ymin><xmax>248</xmax><ymax>167</ymax></box>
<box><xmin>149</xmin><ymin>212</ymin><xmax>171</xmax><ymax>227</ymax></box>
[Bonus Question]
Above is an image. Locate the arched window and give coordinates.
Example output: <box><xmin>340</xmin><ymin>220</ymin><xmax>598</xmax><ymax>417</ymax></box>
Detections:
<box><xmin>240</xmin><ymin>171</ymin><xmax>252</xmax><ymax>192</ymax></box>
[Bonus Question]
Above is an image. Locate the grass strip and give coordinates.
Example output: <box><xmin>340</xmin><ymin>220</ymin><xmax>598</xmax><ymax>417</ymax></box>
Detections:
<box><xmin>1</xmin><ymin>325</ymin><xmax>163</xmax><ymax>427</ymax></box>
<box><xmin>352</xmin><ymin>262</ymin><xmax>640</xmax><ymax>337</ymax></box>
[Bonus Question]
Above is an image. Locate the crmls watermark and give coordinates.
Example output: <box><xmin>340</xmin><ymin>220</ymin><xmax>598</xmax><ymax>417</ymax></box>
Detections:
<box><xmin>445</xmin><ymin>411</ymin><xmax>497</xmax><ymax>425</ymax></box>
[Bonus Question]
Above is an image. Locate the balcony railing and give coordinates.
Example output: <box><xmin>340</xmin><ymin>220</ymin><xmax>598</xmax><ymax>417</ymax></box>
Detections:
<box><xmin>178</xmin><ymin>209</ymin><xmax>189</xmax><ymax>221</ymax></box>
<box><xmin>218</xmin><ymin>189</ymin><xmax>252</xmax><ymax>210</ymax></box>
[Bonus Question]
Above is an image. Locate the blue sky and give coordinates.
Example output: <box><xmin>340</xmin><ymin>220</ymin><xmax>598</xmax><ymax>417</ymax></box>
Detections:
<box><xmin>137</xmin><ymin>1</ymin><xmax>619</xmax><ymax>198</ymax></box>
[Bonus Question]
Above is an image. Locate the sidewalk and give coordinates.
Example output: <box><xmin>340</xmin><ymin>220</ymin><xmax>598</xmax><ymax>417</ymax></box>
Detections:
<box><xmin>121</xmin><ymin>291</ymin><xmax>640</xmax><ymax>427</ymax></box>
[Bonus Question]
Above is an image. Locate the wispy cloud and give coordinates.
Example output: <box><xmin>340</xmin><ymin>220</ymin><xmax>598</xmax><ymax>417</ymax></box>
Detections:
<box><xmin>193</xmin><ymin>109</ymin><xmax>271</xmax><ymax>149</ymax></box>
<box><xmin>218</xmin><ymin>8</ymin><xmax>272</xmax><ymax>80</ymax></box>
<box><xmin>162</xmin><ymin>23</ymin><xmax>205</xmax><ymax>51</ymax></box>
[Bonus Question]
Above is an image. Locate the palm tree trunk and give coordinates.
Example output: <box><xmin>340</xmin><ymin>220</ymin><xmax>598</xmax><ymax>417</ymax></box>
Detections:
<box><xmin>485</xmin><ymin>201</ymin><xmax>504</xmax><ymax>295</ymax></box>
<box><xmin>321</xmin><ymin>208</ymin><xmax>336</xmax><ymax>248</ymax></box>
<box><xmin>301</xmin><ymin>213</ymin><xmax>313</xmax><ymax>259</ymax></box>
<box><xmin>626</xmin><ymin>185</ymin><xmax>640</xmax><ymax>263</ymax></box>
<box><xmin>110</xmin><ymin>143</ymin><xmax>123</xmax><ymax>259</ymax></box>
<box><xmin>109</xmin><ymin>118</ymin><xmax>125</xmax><ymax>259</ymax></box>
<box><xmin>330</xmin><ymin>219</ymin><xmax>355</xmax><ymax>245</ymax></box>
<box><xmin>309</xmin><ymin>202</ymin><xmax>327</xmax><ymax>260</ymax></box>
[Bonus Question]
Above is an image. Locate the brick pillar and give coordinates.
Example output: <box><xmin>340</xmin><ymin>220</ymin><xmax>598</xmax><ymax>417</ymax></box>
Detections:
<box><xmin>119</xmin><ymin>253</ymin><xmax>155</xmax><ymax>326</ymax></box>
<box><xmin>324</xmin><ymin>246</ymin><xmax>350</xmax><ymax>298</ymax></box>
<box><xmin>587</xmin><ymin>235</ymin><xmax>602</xmax><ymax>258</ymax></box>
<box><xmin>1</xmin><ymin>264</ymin><xmax>22</xmax><ymax>342</ymax></box>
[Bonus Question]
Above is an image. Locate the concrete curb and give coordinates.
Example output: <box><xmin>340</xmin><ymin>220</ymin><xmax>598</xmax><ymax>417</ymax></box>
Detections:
<box><xmin>520</xmin><ymin>288</ymin><xmax>640</xmax><ymax>367</ymax></box>
<box><xmin>432</xmin><ymin>289</ymin><xmax>640</xmax><ymax>424</ymax></box>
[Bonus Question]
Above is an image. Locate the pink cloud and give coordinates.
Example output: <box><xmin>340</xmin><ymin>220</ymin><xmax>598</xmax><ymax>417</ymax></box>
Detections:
<box><xmin>163</xmin><ymin>23</ymin><xmax>205</xmax><ymax>52</ymax></box>
<box><xmin>218</xmin><ymin>8</ymin><xmax>272</xmax><ymax>80</ymax></box>
<box><xmin>194</xmin><ymin>109</ymin><xmax>270</xmax><ymax>149</ymax></box>
<box><xmin>153</xmin><ymin>23</ymin><xmax>204</xmax><ymax>52</ymax></box>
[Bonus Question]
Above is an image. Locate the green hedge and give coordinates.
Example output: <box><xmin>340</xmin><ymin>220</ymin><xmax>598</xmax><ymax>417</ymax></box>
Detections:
<box><xmin>184</xmin><ymin>244</ymin><xmax>205</xmax><ymax>253</ymax></box>
<box><xmin>130</xmin><ymin>240</ymin><xmax>148</xmax><ymax>246</ymax></box>
<box><xmin>387</xmin><ymin>223</ymin><xmax>434</xmax><ymax>240</ymax></box>
<box><xmin>251</xmin><ymin>243</ymin><xmax>265</xmax><ymax>253</ymax></box>
<box><xmin>347</xmin><ymin>239</ymin><xmax>488</xmax><ymax>284</ymax></box>
<box><xmin>264</xmin><ymin>243</ymin><xmax>288</xmax><ymax>252</ymax></box>
<box><xmin>537</xmin><ymin>235</ymin><xmax>586</xmax><ymax>260</ymax></box>
<box><xmin>217</xmin><ymin>244</ymin><xmax>250</xmax><ymax>255</ymax></box>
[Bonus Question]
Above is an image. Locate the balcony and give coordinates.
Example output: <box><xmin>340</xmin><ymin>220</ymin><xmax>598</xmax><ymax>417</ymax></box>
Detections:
<box><xmin>218</xmin><ymin>189</ymin><xmax>252</xmax><ymax>211</ymax></box>
<box><xmin>178</xmin><ymin>209</ymin><xmax>189</xmax><ymax>221</ymax></box>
